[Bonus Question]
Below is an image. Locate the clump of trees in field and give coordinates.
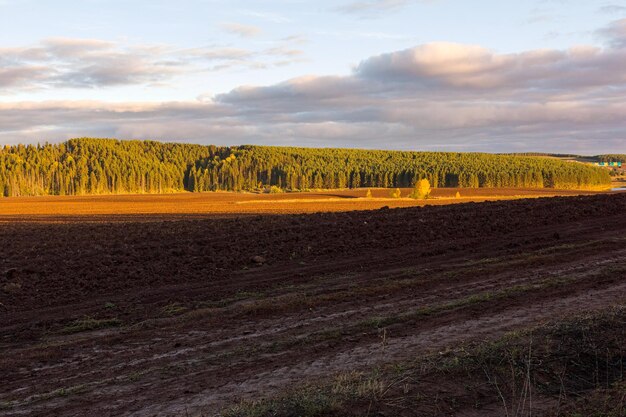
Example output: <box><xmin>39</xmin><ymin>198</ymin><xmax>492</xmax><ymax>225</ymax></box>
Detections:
<box><xmin>390</xmin><ymin>188</ymin><xmax>401</xmax><ymax>198</ymax></box>
<box><xmin>0</xmin><ymin>138</ymin><xmax>612</xmax><ymax>197</ymax></box>
<box><xmin>410</xmin><ymin>179</ymin><xmax>431</xmax><ymax>199</ymax></box>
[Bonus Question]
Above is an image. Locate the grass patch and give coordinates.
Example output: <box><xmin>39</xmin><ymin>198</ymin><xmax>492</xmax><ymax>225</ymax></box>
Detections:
<box><xmin>62</xmin><ymin>317</ymin><xmax>121</xmax><ymax>334</ymax></box>
<box><xmin>222</xmin><ymin>390</ymin><xmax>338</xmax><ymax>417</ymax></box>
<box><xmin>161</xmin><ymin>302</ymin><xmax>188</xmax><ymax>316</ymax></box>
<box><xmin>0</xmin><ymin>401</ymin><xmax>11</xmax><ymax>410</ymax></box>
<box><xmin>218</xmin><ymin>306</ymin><xmax>626</xmax><ymax>417</ymax></box>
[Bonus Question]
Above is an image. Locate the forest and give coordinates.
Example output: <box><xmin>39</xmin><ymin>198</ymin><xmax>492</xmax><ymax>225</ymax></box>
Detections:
<box><xmin>595</xmin><ymin>154</ymin><xmax>626</xmax><ymax>163</ymax></box>
<box><xmin>0</xmin><ymin>138</ymin><xmax>612</xmax><ymax>197</ymax></box>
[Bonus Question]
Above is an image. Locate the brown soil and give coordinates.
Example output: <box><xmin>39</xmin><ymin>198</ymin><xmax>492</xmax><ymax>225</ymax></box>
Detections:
<box><xmin>1</xmin><ymin>193</ymin><xmax>625</xmax><ymax>416</ymax></box>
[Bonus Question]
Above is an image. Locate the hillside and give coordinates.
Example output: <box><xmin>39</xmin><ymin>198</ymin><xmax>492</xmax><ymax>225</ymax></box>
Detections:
<box><xmin>0</xmin><ymin>138</ymin><xmax>611</xmax><ymax>197</ymax></box>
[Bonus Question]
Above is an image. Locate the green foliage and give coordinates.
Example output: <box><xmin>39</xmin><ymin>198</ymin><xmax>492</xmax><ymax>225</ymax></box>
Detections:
<box><xmin>0</xmin><ymin>138</ymin><xmax>612</xmax><ymax>197</ymax></box>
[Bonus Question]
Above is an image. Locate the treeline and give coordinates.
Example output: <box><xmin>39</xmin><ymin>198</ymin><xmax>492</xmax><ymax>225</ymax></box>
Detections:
<box><xmin>595</xmin><ymin>154</ymin><xmax>626</xmax><ymax>163</ymax></box>
<box><xmin>501</xmin><ymin>152</ymin><xmax>626</xmax><ymax>162</ymax></box>
<box><xmin>504</xmin><ymin>152</ymin><xmax>580</xmax><ymax>158</ymax></box>
<box><xmin>0</xmin><ymin>138</ymin><xmax>612</xmax><ymax>197</ymax></box>
<box><xmin>507</xmin><ymin>152</ymin><xmax>626</xmax><ymax>164</ymax></box>
<box><xmin>188</xmin><ymin>145</ymin><xmax>610</xmax><ymax>191</ymax></box>
<box><xmin>0</xmin><ymin>139</ymin><xmax>226</xmax><ymax>197</ymax></box>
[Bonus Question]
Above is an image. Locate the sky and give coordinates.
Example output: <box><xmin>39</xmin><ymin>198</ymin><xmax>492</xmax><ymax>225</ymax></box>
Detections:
<box><xmin>1</xmin><ymin>0</ymin><xmax>625</xmax><ymax>153</ymax></box>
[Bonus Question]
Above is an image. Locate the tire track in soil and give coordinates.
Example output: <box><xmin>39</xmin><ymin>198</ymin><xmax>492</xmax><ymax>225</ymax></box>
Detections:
<box><xmin>5</xmin><ymin>246</ymin><xmax>626</xmax><ymax>416</ymax></box>
<box><xmin>133</xmin><ymin>257</ymin><xmax>626</xmax><ymax>416</ymax></box>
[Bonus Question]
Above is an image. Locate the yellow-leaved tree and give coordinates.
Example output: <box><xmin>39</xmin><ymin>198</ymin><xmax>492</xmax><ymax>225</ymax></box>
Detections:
<box><xmin>410</xmin><ymin>179</ymin><xmax>431</xmax><ymax>199</ymax></box>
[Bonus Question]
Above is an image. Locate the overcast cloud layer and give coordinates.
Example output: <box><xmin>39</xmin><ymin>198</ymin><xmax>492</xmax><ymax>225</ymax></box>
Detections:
<box><xmin>1</xmin><ymin>14</ymin><xmax>625</xmax><ymax>153</ymax></box>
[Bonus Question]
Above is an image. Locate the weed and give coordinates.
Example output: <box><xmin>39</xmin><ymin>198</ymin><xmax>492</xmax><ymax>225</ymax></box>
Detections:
<box><xmin>128</xmin><ymin>371</ymin><xmax>144</xmax><ymax>382</ymax></box>
<box><xmin>2</xmin><ymin>282</ymin><xmax>22</xmax><ymax>294</ymax></box>
<box><xmin>161</xmin><ymin>303</ymin><xmax>188</xmax><ymax>316</ymax></box>
<box><xmin>222</xmin><ymin>390</ymin><xmax>337</xmax><ymax>417</ymax></box>
<box><xmin>62</xmin><ymin>317</ymin><xmax>121</xmax><ymax>334</ymax></box>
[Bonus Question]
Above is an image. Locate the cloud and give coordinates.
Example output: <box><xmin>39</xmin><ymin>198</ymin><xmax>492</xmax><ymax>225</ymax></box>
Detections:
<box><xmin>238</xmin><ymin>10</ymin><xmax>292</xmax><ymax>24</ymax></box>
<box><xmin>1</xmin><ymin>20</ymin><xmax>626</xmax><ymax>153</ymax></box>
<box><xmin>219</xmin><ymin>22</ymin><xmax>263</xmax><ymax>38</ymax></box>
<box><xmin>185</xmin><ymin>45</ymin><xmax>304</xmax><ymax>72</ymax></box>
<box><xmin>598</xmin><ymin>4</ymin><xmax>626</xmax><ymax>14</ymax></box>
<box><xmin>187</xmin><ymin>47</ymin><xmax>254</xmax><ymax>60</ymax></box>
<box><xmin>526</xmin><ymin>9</ymin><xmax>557</xmax><ymax>24</ymax></box>
<box><xmin>596</xmin><ymin>18</ymin><xmax>626</xmax><ymax>48</ymax></box>
<box><xmin>354</xmin><ymin>42</ymin><xmax>626</xmax><ymax>90</ymax></box>
<box><xmin>281</xmin><ymin>35</ymin><xmax>308</xmax><ymax>44</ymax></box>
<box><xmin>0</xmin><ymin>37</ymin><xmax>304</xmax><ymax>91</ymax></box>
<box><xmin>317</xmin><ymin>30</ymin><xmax>409</xmax><ymax>40</ymax></box>
<box><xmin>335</xmin><ymin>0</ymin><xmax>413</xmax><ymax>16</ymax></box>
<box><xmin>1</xmin><ymin>97</ymin><xmax>623</xmax><ymax>153</ymax></box>
<box><xmin>0</xmin><ymin>38</ymin><xmax>185</xmax><ymax>90</ymax></box>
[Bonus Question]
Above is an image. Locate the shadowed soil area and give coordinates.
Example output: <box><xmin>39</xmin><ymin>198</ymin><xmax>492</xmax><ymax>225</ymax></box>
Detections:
<box><xmin>1</xmin><ymin>193</ymin><xmax>625</xmax><ymax>416</ymax></box>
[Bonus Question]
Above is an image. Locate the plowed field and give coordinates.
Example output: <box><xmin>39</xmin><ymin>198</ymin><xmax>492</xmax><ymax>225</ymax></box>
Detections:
<box><xmin>1</xmin><ymin>193</ymin><xmax>625</xmax><ymax>416</ymax></box>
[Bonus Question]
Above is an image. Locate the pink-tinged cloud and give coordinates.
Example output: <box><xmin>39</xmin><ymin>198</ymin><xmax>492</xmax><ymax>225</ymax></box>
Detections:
<box><xmin>354</xmin><ymin>42</ymin><xmax>626</xmax><ymax>90</ymax></box>
<box><xmin>219</xmin><ymin>22</ymin><xmax>264</xmax><ymax>38</ymax></box>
